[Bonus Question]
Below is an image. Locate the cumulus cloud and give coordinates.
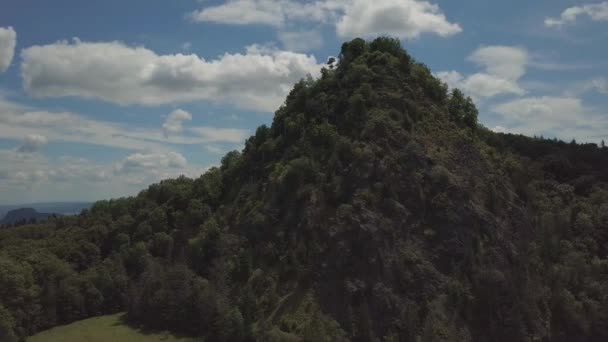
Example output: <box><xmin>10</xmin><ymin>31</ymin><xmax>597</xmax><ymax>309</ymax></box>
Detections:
<box><xmin>493</xmin><ymin>96</ymin><xmax>584</xmax><ymax>124</ymax></box>
<box><xmin>437</xmin><ymin>71</ymin><xmax>525</xmax><ymax>99</ymax></box>
<box><xmin>189</xmin><ymin>0</ymin><xmax>461</xmax><ymax>40</ymax></box>
<box><xmin>0</xmin><ymin>151</ymin><xmax>107</xmax><ymax>189</ymax></box>
<box><xmin>436</xmin><ymin>46</ymin><xmax>528</xmax><ymax>100</ymax></box>
<box><xmin>0</xmin><ymin>26</ymin><xmax>16</xmax><ymax>72</ymax></box>
<box><xmin>21</xmin><ymin>39</ymin><xmax>322</xmax><ymax>112</ymax></box>
<box><xmin>335</xmin><ymin>0</ymin><xmax>461</xmax><ymax>39</ymax></box>
<box><xmin>545</xmin><ymin>2</ymin><xmax>608</xmax><ymax>28</ymax></box>
<box><xmin>0</xmin><ymin>100</ymin><xmax>217</xmax><ymax>202</ymax></box>
<box><xmin>491</xmin><ymin>96</ymin><xmax>608</xmax><ymax>141</ymax></box>
<box><xmin>467</xmin><ymin>46</ymin><xmax>528</xmax><ymax>81</ymax></box>
<box><xmin>116</xmin><ymin>152</ymin><xmax>187</xmax><ymax>172</ymax></box>
<box><xmin>163</xmin><ymin>109</ymin><xmax>192</xmax><ymax>137</ymax></box>
<box><xmin>3</xmin><ymin>150</ymin><xmax>192</xmax><ymax>187</ymax></box>
<box><xmin>17</xmin><ymin>134</ymin><xmax>48</xmax><ymax>153</ymax></box>
<box><xmin>0</xmin><ymin>148</ymin><xmax>210</xmax><ymax>203</ymax></box>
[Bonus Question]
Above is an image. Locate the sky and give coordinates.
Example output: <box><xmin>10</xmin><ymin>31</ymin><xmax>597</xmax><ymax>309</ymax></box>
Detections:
<box><xmin>0</xmin><ymin>0</ymin><xmax>607</xmax><ymax>205</ymax></box>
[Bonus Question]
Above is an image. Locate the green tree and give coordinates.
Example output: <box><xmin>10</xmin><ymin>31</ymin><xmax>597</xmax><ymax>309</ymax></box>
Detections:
<box><xmin>0</xmin><ymin>304</ymin><xmax>17</xmax><ymax>342</ymax></box>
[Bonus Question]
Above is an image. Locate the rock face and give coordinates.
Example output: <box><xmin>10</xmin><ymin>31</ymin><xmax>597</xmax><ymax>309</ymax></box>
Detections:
<box><xmin>0</xmin><ymin>208</ymin><xmax>54</xmax><ymax>225</ymax></box>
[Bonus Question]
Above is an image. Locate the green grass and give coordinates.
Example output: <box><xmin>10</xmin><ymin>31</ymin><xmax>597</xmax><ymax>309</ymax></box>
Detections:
<box><xmin>28</xmin><ymin>313</ymin><xmax>198</xmax><ymax>342</ymax></box>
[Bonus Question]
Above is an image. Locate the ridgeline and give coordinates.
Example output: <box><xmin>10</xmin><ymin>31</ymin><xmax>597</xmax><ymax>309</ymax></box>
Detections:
<box><xmin>1</xmin><ymin>37</ymin><xmax>608</xmax><ymax>342</ymax></box>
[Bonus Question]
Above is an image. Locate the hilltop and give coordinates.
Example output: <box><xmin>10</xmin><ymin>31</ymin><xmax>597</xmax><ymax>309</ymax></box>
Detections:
<box><xmin>1</xmin><ymin>37</ymin><xmax>607</xmax><ymax>342</ymax></box>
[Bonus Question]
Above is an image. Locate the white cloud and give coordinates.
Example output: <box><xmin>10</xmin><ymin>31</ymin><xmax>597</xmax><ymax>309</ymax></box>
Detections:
<box><xmin>434</xmin><ymin>70</ymin><xmax>463</xmax><ymax>89</ymax></box>
<box><xmin>21</xmin><ymin>39</ymin><xmax>322</xmax><ymax>112</ymax></box>
<box><xmin>545</xmin><ymin>2</ymin><xmax>608</xmax><ymax>28</ymax></box>
<box><xmin>437</xmin><ymin>71</ymin><xmax>525</xmax><ymax>99</ymax></box>
<box><xmin>116</xmin><ymin>152</ymin><xmax>187</xmax><ymax>172</ymax></box>
<box><xmin>0</xmin><ymin>26</ymin><xmax>16</xmax><ymax>72</ymax></box>
<box><xmin>190</xmin><ymin>0</ymin><xmax>286</xmax><ymax>26</ymax></box>
<box><xmin>278</xmin><ymin>30</ymin><xmax>324</xmax><ymax>52</ymax></box>
<box><xmin>335</xmin><ymin>0</ymin><xmax>461</xmax><ymax>39</ymax></box>
<box><xmin>190</xmin><ymin>0</ymin><xmax>461</xmax><ymax>40</ymax></box>
<box><xmin>436</xmin><ymin>46</ymin><xmax>528</xmax><ymax>100</ymax></box>
<box><xmin>0</xmin><ymin>148</ymin><xmax>210</xmax><ymax>203</ymax></box>
<box><xmin>491</xmin><ymin>96</ymin><xmax>608</xmax><ymax>141</ymax></box>
<box><xmin>493</xmin><ymin>96</ymin><xmax>584</xmax><ymax>123</ymax></box>
<box><xmin>163</xmin><ymin>109</ymin><xmax>192</xmax><ymax>137</ymax></box>
<box><xmin>17</xmin><ymin>134</ymin><xmax>48</xmax><ymax>153</ymax></box>
<box><xmin>467</xmin><ymin>46</ymin><xmax>528</xmax><ymax>81</ymax></box>
<box><xmin>188</xmin><ymin>0</ymin><xmax>341</xmax><ymax>26</ymax></box>
<box><xmin>111</xmin><ymin>151</ymin><xmax>212</xmax><ymax>186</ymax></box>
<box><xmin>0</xmin><ymin>95</ymin><xmax>249</xmax><ymax>152</ymax></box>
<box><xmin>0</xmin><ymin>151</ymin><xmax>107</xmax><ymax>188</ymax></box>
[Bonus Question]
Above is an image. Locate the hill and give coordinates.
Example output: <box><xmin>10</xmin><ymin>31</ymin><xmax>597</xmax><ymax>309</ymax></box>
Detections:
<box><xmin>1</xmin><ymin>37</ymin><xmax>607</xmax><ymax>342</ymax></box>
<box><xmin>27</xmin><ymin>313</ymin><xmax>196</xmax><ymax>342</ymax></box>
<box><xmin>0</xmin><ymin>202</ymin><xmax>92</xmax><ymax>220</ymax></box>
<box><xmin>0</xmin><ymin>208</ymin><xmax>55</xmax><ymax>226</ymax></box>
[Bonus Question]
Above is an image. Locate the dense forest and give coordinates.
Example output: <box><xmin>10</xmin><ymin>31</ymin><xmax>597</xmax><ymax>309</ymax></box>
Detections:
<box><xmin>1</xmin><ymin>37</ymin><xmax>608</xmax><ymax>342</ymax></box>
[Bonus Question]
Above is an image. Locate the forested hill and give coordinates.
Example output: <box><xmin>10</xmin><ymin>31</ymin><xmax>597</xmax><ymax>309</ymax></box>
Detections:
<box><xmin>1</xmin><ymin>37</ymin><xmax>608</xmax><ymax>342</ymax></box>
<box><xmin>0</xmin><ymin>208</ymin><xmax>55</xmax><ymax>226</ymax></box>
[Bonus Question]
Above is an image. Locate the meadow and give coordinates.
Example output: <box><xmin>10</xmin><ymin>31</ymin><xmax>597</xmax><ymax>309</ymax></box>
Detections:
<box><xmin>28</xmin><ymin>313</ymin><xmax>197</xmax><ymax>342</ymax></box>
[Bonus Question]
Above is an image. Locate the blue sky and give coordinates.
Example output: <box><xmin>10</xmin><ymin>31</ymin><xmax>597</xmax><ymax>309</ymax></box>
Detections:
<box><xmin>0</xmin><ymin>0</ymin><xmax>607</xmax><ymax>204</ymax></box>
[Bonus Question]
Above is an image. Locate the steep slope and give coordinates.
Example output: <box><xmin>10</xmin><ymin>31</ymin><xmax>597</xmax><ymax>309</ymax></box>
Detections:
<box><xmin>1</xmin><ymin>38</ymin><xmax>607</xmax><ymax>342</ymax></box>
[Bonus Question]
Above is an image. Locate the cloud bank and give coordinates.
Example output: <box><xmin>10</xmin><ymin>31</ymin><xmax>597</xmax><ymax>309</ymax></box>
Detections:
<box><xmin>21</xmin><ymin>39</ymin><xmax>323</xmax><ymax>112</ymax></box>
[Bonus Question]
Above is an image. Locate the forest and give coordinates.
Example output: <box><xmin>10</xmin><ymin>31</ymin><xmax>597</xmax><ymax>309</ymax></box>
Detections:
<box><xmin>1</xmin><ymin>37</ymin><xmax>608</xmax><ymax>342</ymax></box>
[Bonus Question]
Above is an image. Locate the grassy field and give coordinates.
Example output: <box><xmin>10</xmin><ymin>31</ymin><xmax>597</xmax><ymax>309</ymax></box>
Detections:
<box><xmin>28</xmin><ymin>313</ymin><xmax>198</xmax><ymax>342</ymax></box>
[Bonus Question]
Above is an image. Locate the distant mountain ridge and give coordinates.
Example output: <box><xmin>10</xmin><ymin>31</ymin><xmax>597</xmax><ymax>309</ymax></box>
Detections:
<box><xmin>0</xmin><ymin>208</ymin><xmax>55</xmax><ymax>225</ymax></box>
<box><xmin>0</xmin><ymin>202</ymin><xmax>92</xmax><ymax>219</ymax></box>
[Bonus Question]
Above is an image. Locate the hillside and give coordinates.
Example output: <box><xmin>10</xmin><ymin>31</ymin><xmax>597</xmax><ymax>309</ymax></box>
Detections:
<box><xmin>1</xmin><ymin>37</ymin><xmax>607</xmax><ymax>342</ymax></box>
<box><xmin>0</xmin><ymin>208</ymin><xmax>55</xmax><ymax>226</ymax></box>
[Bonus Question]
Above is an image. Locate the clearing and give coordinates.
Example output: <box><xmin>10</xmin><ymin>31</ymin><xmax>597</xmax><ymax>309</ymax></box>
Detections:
<box><xmin>28</xmin><ymin>313</ymin><xmax>197</xmax><ymax>342</ymax></box>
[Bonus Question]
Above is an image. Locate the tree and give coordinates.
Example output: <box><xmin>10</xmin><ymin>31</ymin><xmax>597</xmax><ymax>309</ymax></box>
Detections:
<box><xmin>462</xmin><ymin>96</ymin><xmax>478</xmax><ymax>130</ymax></box>
<box><xmin>448</xmin><ymin>89</ymin><xmax>478</xmax><ymax>129</ymax></box>
<box><xmin>123</xmin><ymin>242</ymin><xmax>149</xmax><ymax>277</ymax></box>
<box><xmin>150</xmin><ymin>232</ymin><xmax>174</xmax><ymax>259</ymax></box>
<box><xmin>187</xmin><ymin>219</ymin><xmax>221</xmax><ymax>276</ymax></box>
<box><xmin>0</xmin><ymin>304</ymin><xmax>17</xmax><ymax>342</ymax></box>
<box><xmin>448</xmin><ymin>89</ymin><xmax>466</xmax><ymax>121</ymax></box>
